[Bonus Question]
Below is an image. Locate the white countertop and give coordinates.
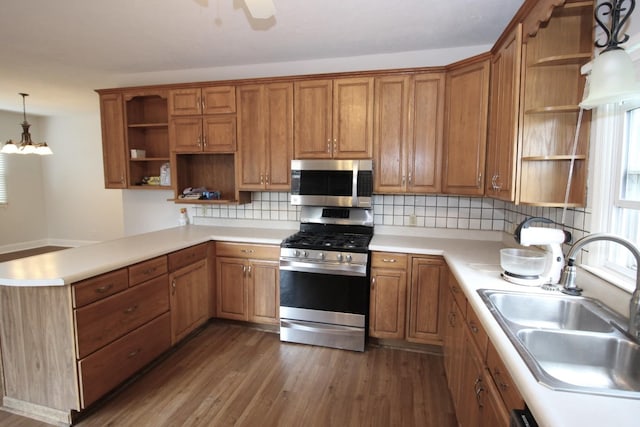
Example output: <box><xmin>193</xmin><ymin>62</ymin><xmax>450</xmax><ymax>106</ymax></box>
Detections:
<box><xmin>1</xmin><ymin>224</ymin><xmax>637</xmax><ymax>426</ymax></box>
<box><xmin>0</xmin><ymin>225</ymin><xmax>295</xmax><ymax>286</ymax></box>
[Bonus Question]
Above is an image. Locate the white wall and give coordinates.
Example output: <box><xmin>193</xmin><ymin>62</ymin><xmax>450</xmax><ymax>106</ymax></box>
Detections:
<box><xmin>40</xmin><ymin>113</ymin><xmax>124</xmax><ymax>244</ymax></box>
<box><xmin>0</xmin><ymin>111</ymin><xmax>48</xmax><ymax>250</ymax></box>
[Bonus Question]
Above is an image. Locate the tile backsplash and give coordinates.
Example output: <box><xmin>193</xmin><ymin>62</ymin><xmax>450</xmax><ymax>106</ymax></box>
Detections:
<box><xmin>191</xmin><ymin>192</ymin><xmax>591</xmax><ymax>238</ymax></box>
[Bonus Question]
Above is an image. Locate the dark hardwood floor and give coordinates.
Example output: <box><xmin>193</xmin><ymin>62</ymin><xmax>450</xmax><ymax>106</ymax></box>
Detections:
<box><xmin>0</xmin><ymin>323</ymin><xmax>457</xmax><ymax>427</ymax></box>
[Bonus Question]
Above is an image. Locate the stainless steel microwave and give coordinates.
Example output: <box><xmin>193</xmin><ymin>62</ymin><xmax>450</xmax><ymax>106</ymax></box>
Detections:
<box><xmin>290</xmin><ymin>159</ymin><xmax>373</xmax><ymax>208</ymax></box>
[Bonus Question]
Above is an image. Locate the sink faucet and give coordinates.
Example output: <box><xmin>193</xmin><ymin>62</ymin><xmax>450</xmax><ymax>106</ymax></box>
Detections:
<box><xmin>559</xmin><ymin>233</ymin><xmax>640</xmax><ymax>340</ymax></box>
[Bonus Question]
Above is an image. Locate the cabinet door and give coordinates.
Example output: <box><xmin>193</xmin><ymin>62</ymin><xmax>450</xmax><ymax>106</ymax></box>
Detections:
<box><xmin>458</xmin><ymin>328</ymin><xmax>484</xmax><ymax>427</ymax></box>
<box><xmin>170</xmin><ymin>259</ymin><xmax>209</xmax><ymax>344</ymax></box>
<box><xmin>294</xmin><ymin>79</ymin><xmax>333</xmax><ymax>159</ymax></box>
<box><xmin>202</xmin><ymin>86</ymin><xmax>236</xmax><ymax>114</ymax></box>
<box><xmin>169</xmin><ymin>88</ymin><xmax>202</xmax><ymax>116</ymax></box>
<box><xmin>369</xmin><ymin>268</ymin><xmax>407</xmax><ymax>339</ymax></box>
<box><xmin>249</xmin><ymin>259</ymin><xmax>280</xmax><ymax>325</ymax></box>
<box><xmin>486</xmin><ymin>25</ymin><xmax>522</xmax><ymax>201</ymax></box>
<box><xmin>373</xmin><ymin>75</ymin><xmax>410</xmax><ymax>193</ymax></box>
<box><xmin>170</xmin><ymin>116</ymin><xmax>203</xmax><ymax>152</ymax></box>
<box><xmin>203</xmin><ymin>115</ymin><xmax>236</xmax><ymax>152</ymax></box>
<box><xmin>333</xmin><ymin>77</ymin><xmax>374</xmax><ymax>159</ymax></box>
<box><xmin>407</xmin><ymin>257</ymin><xmax>445</xmax><ymax>345</ymax></box>
<box><xmin>216</xmin><ymin>257</ymin><xmax>248</xmax><ymax>321</ymax></box>
<box><xmin>265</xmin><ymin>82</ymin><xmax>293</xmax><ymax>190</ymax></box>
<box><xmin>442</xmin><ymin>57</ymin><xmax>490</xmax><ymax>195</ymax></box>
<box><xmin>237</xmin><ymin>85</ymin><xmax>266</xmax><ymax>189</ymax></box>
<box><xmin>99</xmin><ymin>93</ymin><xmax>127</xmax><ymax>188</ymax></box>
<box><xmin>409</xmin><ymin>73</ymin><xmax>445</xmax><ymax>193</ymax></box>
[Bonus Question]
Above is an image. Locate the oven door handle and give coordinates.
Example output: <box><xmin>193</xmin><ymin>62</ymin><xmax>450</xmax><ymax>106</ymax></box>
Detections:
<box><xmin>281</xmin><ymin>319</ymin><xmax>363</xmax><ymax>334</ymax></box>
<box><xmin>279</xmin><ymin>259</ymin><xmax>366</xmax><ymax>277</ymax></box>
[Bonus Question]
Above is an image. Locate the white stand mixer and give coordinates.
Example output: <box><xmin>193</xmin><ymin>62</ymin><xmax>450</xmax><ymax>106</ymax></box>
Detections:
<box><xmin>504</xmin><ymin>217</ymin><xmax>572</xmax><ymax>286</ymax></box>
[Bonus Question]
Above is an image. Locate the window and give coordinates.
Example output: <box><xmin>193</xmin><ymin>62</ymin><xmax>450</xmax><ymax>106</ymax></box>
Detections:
<box><xmin>0</xmin><ymin>153</ymin><xmax>6</xmax><ymax>205</ymax></box>
<box><xmin>588</xmin><ymin>99</ymin><xmax>640</xmax><ymax>291</ymax></box>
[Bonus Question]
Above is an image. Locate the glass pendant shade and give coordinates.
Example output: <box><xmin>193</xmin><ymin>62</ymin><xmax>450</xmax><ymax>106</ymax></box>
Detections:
<box><xmin>580</xmin><ymin>49</ymin><xmax>640</xmax><ymax>109</ymax></box>
<box><xmin>1</xmin><ymin>141</ymin><xmax>18</xmax><ymax>154</ymax></box>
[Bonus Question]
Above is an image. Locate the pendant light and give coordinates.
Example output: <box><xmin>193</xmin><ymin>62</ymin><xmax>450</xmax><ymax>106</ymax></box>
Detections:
<box><xmin>581</xmin><ymin>0</ymin><xmax>640</xmax><ymax>109</ymax></box>
<box><xmin>1</xmin><ymin>93</ymin><xmax>53</xmax><ymax>155</ymax></box>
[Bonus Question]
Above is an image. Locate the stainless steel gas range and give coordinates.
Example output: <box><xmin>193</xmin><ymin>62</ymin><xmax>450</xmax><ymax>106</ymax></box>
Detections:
<box><xmin>279</xmin><ymin>206</ymin><xmax>373</xmax><ymax>352</ymax></box>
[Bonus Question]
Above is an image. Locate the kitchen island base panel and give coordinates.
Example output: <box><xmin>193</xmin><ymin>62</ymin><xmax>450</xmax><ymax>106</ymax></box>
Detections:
<box><xmin>1</xmin><ymin>396</ymin><xmax>73</xmax><ymax>426</ymax></box>
<box><xmin>0</xmin><ymin>285</ymin><xmax>80</xmax><ymax>413</ymax></box>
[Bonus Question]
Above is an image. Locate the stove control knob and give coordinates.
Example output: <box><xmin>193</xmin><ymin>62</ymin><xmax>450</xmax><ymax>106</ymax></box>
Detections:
<box><xmin>345</xmin><ymin>254</ymin><xmax>352</xmax><ymax>263</ymax></box>
<box><xmin>303</xmin><ymin>251</ymin><xmax>309</xmax><ymax>258</ymax></box>
<box><xmin>336</xmin><ymin>253</ymin><xmax>343</xmax><ymax>262</ymax></box>
<box><xmin>293</xmin><ymin>249</ymin><xmax>300</xmax><ymax>257</ymax></box>
<box><xmin>318</xmin><ymin>252</ymin><xmax>325</xmax><ymax>260</ymax></box>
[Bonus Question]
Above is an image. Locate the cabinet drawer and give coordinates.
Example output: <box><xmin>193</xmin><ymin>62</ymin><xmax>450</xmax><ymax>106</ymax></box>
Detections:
<box><xmin>487</xmin><ymin>341</ymin><xmax>525</xmax><ymax>411</ymax></box>
<box><xmin>73</xmin><ymin>268</ymin><xmax>129</xmax><ymax>308</ymax></box>
<box><xmin>466</xmin><ymin>306</ymin><xmax>488</xmax><ymax>357</ymax></box>
<box><xmin>75</xmin><ymin>274</ymin><xmax>169</xmax><ymax>359</ymax></box>
<box><xmin>371</xmin><ymin>252</ymin><xmax>408</xmax><ymax>269</ymax></box>
<box><xmin>168</xmin><ymin>243</ymin><xmax>208</xmax><ymax>272</ymax></box>
<box><xmin>78</xmin><ymin>312</ymin><xmax>171</xmax><ymax>408</ymax></box>
<box><xmin>448</xmin><ymin>271</ymin><xmax>467</xmax><ymax>314</ymax></box>
<box><xmin>129</xmin><ymin>256</ymin><xmax>168</xmax><ymax>287</ymax></box>
<box><xmin>215</xmin><ymin>242</ymin><xmax>279</xmax><ymax>260</ymax></box>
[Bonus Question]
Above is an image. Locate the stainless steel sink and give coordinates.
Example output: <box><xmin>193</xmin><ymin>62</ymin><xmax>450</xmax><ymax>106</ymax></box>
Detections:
<box><xmin>487</xmin><ymin>292</ymin><xmax>613</xmax><ymax>332</ymax></box>
<box><xmin>478</xmin><ymin>289</ymin><xmax>640</xmax><ymax>399</ymax></box>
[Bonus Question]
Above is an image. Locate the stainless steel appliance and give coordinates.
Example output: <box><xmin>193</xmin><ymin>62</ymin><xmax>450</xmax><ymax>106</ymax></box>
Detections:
<box><xmin>290</xmin><ymin>159</ymin><xmax>373</xmax><ymax>208</ymax></box>
<box><xmin>279</xmin><ymin>206</ymin><xmax>373</xmax><ymax>352</ymax></box>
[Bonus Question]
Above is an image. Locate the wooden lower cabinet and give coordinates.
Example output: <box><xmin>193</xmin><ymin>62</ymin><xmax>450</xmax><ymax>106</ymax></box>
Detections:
<box><xmin>215</xmin><ymin>242</ymin><xmax>280</xmax><ymax>325</ymax></box>
<box><xmin>442</xmin><ymin>273</ymin><xmax>524</xmax><ymax>427</ymax></box>
<box><xmin>170</xmin><ymin>259</ymin><xmax>209</xmax><ymax>344</ymax></box>
<box><xmin>369</xmin><ymin>252</ymin><xmax>443</xmax><ymax>344</ymax></box>
<box><xmin>369</xmin><ymin>252</ymin><xmax>408</xmax><ymax>339</ymax></box>
<box><xmin>78</xmin><ymin>313</ymin><xmax>171</xmax><ymax>408</ymax></box>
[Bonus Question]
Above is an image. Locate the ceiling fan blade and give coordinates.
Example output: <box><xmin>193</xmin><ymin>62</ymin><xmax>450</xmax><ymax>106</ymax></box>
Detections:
<box><xmin>244</xmin><ymin>0</ymin><xmax>276</xmax><ymax>19</ymax></box>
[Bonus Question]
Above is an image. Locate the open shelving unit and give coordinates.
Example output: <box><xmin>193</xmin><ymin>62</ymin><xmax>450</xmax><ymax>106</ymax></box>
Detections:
<box><xmin>124</xmin><ymin>93</ymin><xmax>171</xmax><ymax>189</ymax></box>
<box><xmin>516</xmin><ymin>0</ymin><xmax>593</xmax><ymax>206</ymax></box>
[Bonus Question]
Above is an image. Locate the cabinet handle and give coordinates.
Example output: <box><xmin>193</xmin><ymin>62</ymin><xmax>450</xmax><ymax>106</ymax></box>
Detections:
<box><xmin>265</xmin><ymin>174</ymin><xmax>270</xmax><ymax>185</ymax></box>
<box><xmin>494</xmin><ymin>174</ymin><xmax>502</xmax><ymax>191</ymax></box>
<box><xmin>171</xmin><ymin>279</ymin><xmax>176</xmax><ymax>295</ymax></box>
<box><xmin>469</xmin><ymin>321</ymin><xmax>479</xmax><ymax>334</ymax></box>
<box><xmin>120</xmin><ymin>176</ymin><xmax>125</xmax><ymax>184</ymax></box>
<box><xmin>448</xmin><ymin>311</ymin><xmax>456</xmax><ymax>327</ymax></box>
<box><xmin>196</xmin><ymin>96</ymin><xmax>201</xmax><ymax>111</ymax></box>
<box><xmin>203</xmin><ymin>135</ymin><xmax>208</xmax><ymax>147</ymax></box>
<box><xmin>201</xmin><ymin>97</ymin><xmax>206</xmax><ymax>111</ymax></box>
<box><xmin>95</xmin><ymin>284</ymin><xmax>114</xmax><ymax>294</ymax></box>
<box><xmin>247</xmin><ymin>265</ymin><xmax>252</xmax><ymax>275</ymax></box>
<box><xmin>474</xmin><ymin>377</ymin><xmax>485</xmax><ymax>408</ymax></box>
<box><xmin>408</xmin><ymin>173</ymin><xmax>412</xmax><ymax>184</ymax></box>
<box><xmin>127</xmin><ymin>349</ymin><xmax>141</xmax><ymax>359</ymax></box>
<box><xmin>371</xmin><ymin>277</ymin><xmax>376</xmax><ymax>290</ymax></box>
<box><xmin>260</xmin><ymin>174</ymin><xmax>264</xmax><ymax>185</ymax></box>
<box><xmin>402</xmin><ymin>175</ymin><xmax>406</xmax><ymax>185</ymax></box>
<box><xmin>143</xmin><ymin>267</ymin><xmax>156</xmax><ymax>276</ymax></box>
<box><xmin>327</xmin><ymin>141</ymin><xmax>331</xmax><ymax>153</ymax></box>
<box><xmin>197</xmin><ymin>135</ymin><xmax>202</xmax><ymax>147</ymax></box>
<box><xmin>477</xmin><ymin>173</ymin><xmax>482</xmax><ymax>185</ymax></box>
<box><xmin>240</xmin><ymin>249</ymin><xmax>255</xmax><ymax>254</ymax></box>
<box><xmin>124</xmin><ymin>305</ymin><xmax>138</xmax><ymax>314</ymax></box>
<box><xmin>382</xmin><ymin>258</ymin><xmax>397</xmax><ymax>263</ymax></box>
<box><xmin>493</xmin><ymin>369</ymin><xmax>509</xmax><ymax>392</ymax></box>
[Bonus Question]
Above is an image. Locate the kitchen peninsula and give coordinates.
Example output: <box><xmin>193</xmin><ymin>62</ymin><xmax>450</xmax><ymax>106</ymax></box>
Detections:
<box><xmin>1</xmin><ymin>225</ymin><xmax>639</xmax><ymax>427</ymax></box>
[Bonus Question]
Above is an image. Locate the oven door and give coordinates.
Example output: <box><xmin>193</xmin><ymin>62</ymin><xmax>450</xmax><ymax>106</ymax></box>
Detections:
<box><xmin>279</xmin><ymin>269</ymin><xmax>369</xmax><ymax>351</ymax></box>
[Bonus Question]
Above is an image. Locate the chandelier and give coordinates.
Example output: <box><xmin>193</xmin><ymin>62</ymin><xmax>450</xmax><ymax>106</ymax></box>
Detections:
<box><xmin>1</xmin><ymin>93</ymin><xmax>53</xmax><ymax>155</ymax></box>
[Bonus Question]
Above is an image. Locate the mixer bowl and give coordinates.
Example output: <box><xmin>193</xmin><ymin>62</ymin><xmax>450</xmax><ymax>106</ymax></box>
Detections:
<box><xmin>500</xmin><ymin>248</ymin><xmax>546</xmax><ymax>277</ymax></box>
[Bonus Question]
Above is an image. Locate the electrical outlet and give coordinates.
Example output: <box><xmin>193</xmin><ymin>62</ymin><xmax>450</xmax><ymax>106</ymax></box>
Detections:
<box><xmin>408</xmin><ymin>214</ymin><xmax>417</xmax><ymax>226</ymax></box>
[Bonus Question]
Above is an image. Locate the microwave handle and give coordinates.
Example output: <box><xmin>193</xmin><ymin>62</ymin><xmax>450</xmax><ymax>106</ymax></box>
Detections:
<box><xmin>352</xmin><ymin>161</ymin><xmax>359</xmax><ymax>208</ymax></box>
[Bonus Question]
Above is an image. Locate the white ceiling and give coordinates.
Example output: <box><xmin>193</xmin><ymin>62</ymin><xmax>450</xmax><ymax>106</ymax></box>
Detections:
<box><xmin>0</xmin><ymin>0</ymin><xmax>524</xmax><ymax>116</ymax></box>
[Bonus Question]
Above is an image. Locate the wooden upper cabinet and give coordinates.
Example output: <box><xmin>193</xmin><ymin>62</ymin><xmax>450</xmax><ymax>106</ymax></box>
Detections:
<box><xmin>169</xmin><ymin>112</ymin><xmax>236</xmax><ymax>153</ymax></box>
<box><xmin>99</xmin><ymin>93</ymin><xmax>127</xmax><ymax>188</ymax></box>
<box><xmin>294</xmin><ymin>77</ymin><xmax>373</xmax><ymax>159</ymax></box>
<box><xmin>408</xmin><ymin>73</ymin><xmax>445</xmax><ymax>193</ymax></box>
<box><xmin>442</xmin><ymin>55</ymin><xmax>490</xmax><ymax>196</ymax></box>
<box><xmin>168</xmin><ymin>86</ymin><xmax>236</xmax><ymax>116</ymax></box>
<box><xmin>486</xmin><ymin>24</ymin><xmax>522</xmax><ymax>202</ymax></box>
<box><xmin>237</xmin><ymin>83</ymin><xmax>293</xmax><ymax>190</ymax></box>
<box><xmin>374</xmin><ymin>73</ymin><xmax>444</xmax><ymax>193</ymax></box>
